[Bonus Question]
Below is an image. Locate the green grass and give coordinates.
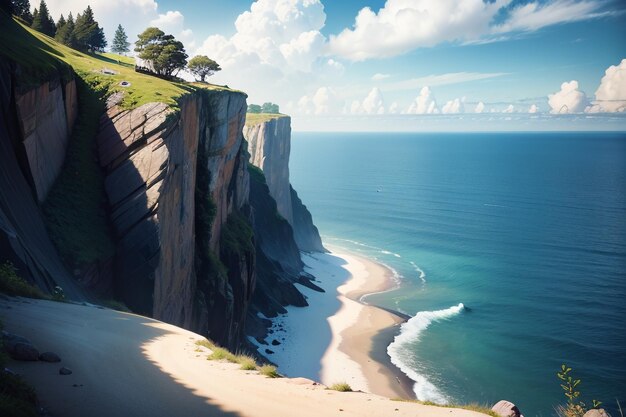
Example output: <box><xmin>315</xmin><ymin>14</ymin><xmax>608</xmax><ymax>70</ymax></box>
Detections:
<box><xmin>195</xmin><ymin>339</ymin><xmax>217</xmax><ymax>350</ymax></box>
<box><xmin>0</xmin><ymin>262</ymin><xmax>47</xmax><ymax>299</ymax></box>
<box><xmin>328</xmin><ymin>382</ymin><xmax>353</xmax><ymax>392</ymax></box>
<box><xmin>245</xmin><ymin>113</ymin><xmax>289</xmax><ymax>127</ymax></box>
<box><xmin>207</xmin><ymin>347</ymin><xmax>237</xmax><ymax>362</ymax></box>
<box><xmin>391</xmin><ymin>398</ymin><xmax>500</xmax><ymax>417</ymax></box>
<box><xmin>258</xmin><ymin>364</ymin><xmax>281</xmax><ymax>378</ymax></box>
<box><xmin>100</xmin><ymin>52</ymin><xmax>134</xmax><ymax>67</ymax></box>
<box><xmin>237</xmin><ymin>355</ymin><xmax>258</xmax><ymax>371</ymax></box>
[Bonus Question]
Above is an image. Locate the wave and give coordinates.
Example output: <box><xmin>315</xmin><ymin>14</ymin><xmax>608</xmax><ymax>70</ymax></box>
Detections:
<box><xmin>409</xmin><ymin>261</ymin><xmax>427</xmax><ymax>284</ymax></box>
<box><xmin>359</xmin><ymin>260</ymin><xmax>403</xmax><ymax>303</ymax></box>
<box><xmin>387</xmin><ymin>303</ymin><xmax>465</xmax><ymax>403</ymax></box>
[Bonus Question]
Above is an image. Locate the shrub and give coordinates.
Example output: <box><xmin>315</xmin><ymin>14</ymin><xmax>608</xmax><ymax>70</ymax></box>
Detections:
<box><xmin>237</xmin><ymin>355</ymin><xmax>257</xmax><ymax>371</ymax></box>
<box><xmin>556</xmin><ymin>364</ymin><xmax>601</xmax><ymax>417</ymax></box>
<box><xmin>0</xmin><ymin>262</ymin><xmax>46</xmax><ymax>299</ymax></box>
<box><xmin>328</xmin><ymin>382</ymin><xmax>353</xmax><ymax>392</ymax></box>
<box><xmin>258</xmin><ymin>364</ymin><xmax>280</xmax><ymax>378</ymax></box>
<box><xmin>207</xmin><ymin>347</ymin><xmax>237</xmax><ymax>362</ymax></box>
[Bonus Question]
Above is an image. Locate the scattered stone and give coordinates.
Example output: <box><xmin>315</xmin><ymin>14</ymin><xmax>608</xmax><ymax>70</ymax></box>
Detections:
<box><xmin>39</xmin><ymin>352</ymin><xmax>61</xmax><ymax>363</ymax></box>
<box><xmin>271</xmin><ymin>339</ymin><xmax>281</xmax><ymax>346</ymax></box>
<box><xmin>11</xmin><ymin>342</ymin><xmax>39</xmax><ymax>361</ymax></box>
<box><xmin>59</xmin><ymin>367</ymin><xmax>72</xmax><ymax>375</ymax></box>
<box><xmin>265</xmin><ymin>349</ymin><xmax>274</xmax><ymax>354</ymax></box>
<box><xmin>492</xmin><ymin>400</ymin><xmax>523</xmax><ymax>417</ymax></box>
<box><xmin>584</xmin><ymin>410</ymin><xmax>611</xmax><ymax>417</ymax></box>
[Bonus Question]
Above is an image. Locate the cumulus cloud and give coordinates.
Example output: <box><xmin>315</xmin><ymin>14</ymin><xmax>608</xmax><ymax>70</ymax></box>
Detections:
<box><xmin>548</xmin><ymin>80</ymin><xmax>589</xmax><ymax>113</ymax></box>
<box><xmin>362</xmin><ymin>88</ymin><xmax>386</xmax><ymax>114</ymax></box>
<box><xmin>328</xmin><ymin>0</ymin><xmax>607</xmax><ymax>61</ymax></box>
<box><xmin>529</xmin><ymin>104</ymin><xmax>539</xmax><ymax>113</ymax></box>
<box><xmin>372</xmin><ymin>73</ymin><xmax>391</xmax><ymax>81</ymax></box>
<box><xmin>475</xmin><ymin>101</ymin><xmax>485</xmax><ymax>113</ymax></box>
<box><xmin>442</xmin><ymin>97</ymin><xmax>465</xmax><ymax>114</ymax></box>
<box><xmin>407</xmin><ymin>86</ymin><xmax>439</xmax><ymax>114</ymax></box>
<box><xmin>502</xmin><ymin>104</ymin><xmax>515</xmax><ymax>113</ymax></box>
<box><xmin>297</xmin><ymin>87</ymin><xmax>343</xmax><ymax>115</ymax></box>
<box><xmin>591</xmin><ymin>58</ymin><xmax>626</xmax><ymax>112</ymax></box>
<box><xmin>389</xmin><ymin>102</ymin><xmax>399</xmax><ymax>114</ymax></box>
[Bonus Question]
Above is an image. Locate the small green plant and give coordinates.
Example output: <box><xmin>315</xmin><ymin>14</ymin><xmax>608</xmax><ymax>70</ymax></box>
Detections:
<box><xmin>556</xmin><ymin>364</ymin><xmax>601</xmax><ymax>417</ymax></box>
<box><xmin>0</xmin><ymin>262</ymin><xmax>46</xmax><ymax>299</ymax></box>
<box><xmin>237</xmin><ymin>355</ymin><xmax>257</xmax><ymax>371</ymax></box>
<box><xmin>329</xmin><ymin>382</ymin><xmax>353</xmax><ymax>392</ymax></box>
<box><xmin>258</xmin><ymin>364</ymin><xmax>281</xmax><ymax>378</ymax></box>
<box><xmin>195</xmin><ymin>339</ymin><xmax>216</xmax><ymax>350</ymax></box>
<box><xmin>207</xmin><ymin>347</ymin><xmax>237</xmax><ymax>362</ymax></box>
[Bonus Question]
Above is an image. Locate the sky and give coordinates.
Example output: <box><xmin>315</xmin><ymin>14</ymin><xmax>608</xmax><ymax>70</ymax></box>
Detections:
<box><xmin>41</xmin><ymin>0</ymin><xmax>626</xmax><ymax>131</ymax></box>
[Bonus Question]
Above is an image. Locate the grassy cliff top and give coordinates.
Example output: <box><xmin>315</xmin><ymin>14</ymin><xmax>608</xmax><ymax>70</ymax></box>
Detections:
<box><xmin>0</xmin><ymin>13</ymin><xmax>239</xmax><ymax>110</ymax></box>
<box><xmin>245</xmin><ymin>113</ymin><xmax>289</xmax><ymax>126</ymax></box>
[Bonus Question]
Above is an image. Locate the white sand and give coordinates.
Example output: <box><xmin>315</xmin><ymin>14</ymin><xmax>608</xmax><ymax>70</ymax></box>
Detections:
<box><xmin>1</xmin><ymin>296</ymin><xmax>488</xmax><ymax>417</ymax></box>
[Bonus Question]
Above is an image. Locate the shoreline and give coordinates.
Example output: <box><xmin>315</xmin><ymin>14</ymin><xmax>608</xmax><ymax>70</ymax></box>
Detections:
<box><xmin>319</xmin><ymin>247</ymin><xmax>415</xmax><ymax>399</ymax></box>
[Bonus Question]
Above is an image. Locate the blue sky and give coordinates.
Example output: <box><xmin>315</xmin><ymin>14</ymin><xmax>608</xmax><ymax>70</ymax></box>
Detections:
<box><xmin>45</xmin><ymin>0</ymin><xmax>626</xmax><ymax>130</ymax></box>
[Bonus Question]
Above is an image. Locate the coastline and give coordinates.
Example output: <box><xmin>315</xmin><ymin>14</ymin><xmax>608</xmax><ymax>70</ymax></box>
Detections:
<box><xmin>319</xmin><ymin>248</ymin><xmax>415</xmax><ymax>399</ymax></box>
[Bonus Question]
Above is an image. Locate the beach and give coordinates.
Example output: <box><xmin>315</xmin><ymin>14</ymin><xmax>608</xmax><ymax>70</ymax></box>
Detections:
<box><xmin>257</xmin><ymin>248</ymin><xmax>415</xmax><ymax>399</ymax></box>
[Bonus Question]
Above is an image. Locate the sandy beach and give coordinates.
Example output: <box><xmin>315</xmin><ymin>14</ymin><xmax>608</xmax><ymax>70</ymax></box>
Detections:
<box><xmin>0</xmin><ymin>296</ymin><xmax>489</xmax><ymax>417</ymax></box>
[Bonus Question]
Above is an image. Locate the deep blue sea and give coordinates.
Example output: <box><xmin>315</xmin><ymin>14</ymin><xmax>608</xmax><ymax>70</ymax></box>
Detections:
<box><xmin>289</xmin><ymin>132</ymin><xmax>626</xmax><ymax>417</ymax></box>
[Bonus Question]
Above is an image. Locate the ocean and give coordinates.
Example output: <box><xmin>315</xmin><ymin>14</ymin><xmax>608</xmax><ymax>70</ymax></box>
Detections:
<box><xmin>289</xmin><ymin>132</ymin><xmax>626</xmax><ymax>417</ymax></box>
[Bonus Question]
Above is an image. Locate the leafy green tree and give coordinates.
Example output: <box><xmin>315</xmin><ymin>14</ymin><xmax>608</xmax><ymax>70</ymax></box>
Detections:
<box><xmin>187</xmin><ymin>55</ymin><xmax>221</xmax><ymax>82</ymax></box>
<box><xmin>111</xmin><ymin>24</ymin><xmax>130</xmax><ymax>54</ymax></box>
<box><xmin>247</xmin><ymin>104</ymin><xmax>262</xmax><ymax>114</ymax></box>
<box><xmin>135</xmin><ymin>27</ymin><xmax>188</xmax><ymax>77</ymax></box>
<box><xmin>55</xmin><ymin>11</ymin><xmax>75</xmax><ymax>47</ymax></box>
<box><xmin>11</xmin><ymin>0</ymin><xmax>32</xmax><ymax>23</ymax></box>
<box><xmin>31</xmin><ymin>0</ymin><xmax>55</xmax><ymax>36</ymax></box>
<box><xmin>74</xmin><ymin>6</ymin><xmax>105</xmax><ymax>52</ymax></box>
<box><xmin>261</xmin><ymin>102</ymin><xmax>280</xmax><ymax>114</ymax></box>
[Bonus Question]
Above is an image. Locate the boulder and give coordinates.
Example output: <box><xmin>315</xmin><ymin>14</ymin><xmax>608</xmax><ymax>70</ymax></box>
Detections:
<box><xmin>492</xmin><ymin>400</ymin><xmax>523</xmax><ymax>417</ymax></box>
<box><xmin>584</xmin><ymin>410</ymin><xmax>611</xmax><ymax>417</ymax></box>
<box><xmin>11</xmin><ymin>342</ymin><xmax>40</xmax><ymax>361</ymax></box>
<box><xmin>39</xmin><ymin>351</ymin><xmax>61</xmax><ymax>362</ymax></box>
<box><xmin>59</xmin><ymin>367</ymin><xmax>72</xmax><ymax>375</ymax></box>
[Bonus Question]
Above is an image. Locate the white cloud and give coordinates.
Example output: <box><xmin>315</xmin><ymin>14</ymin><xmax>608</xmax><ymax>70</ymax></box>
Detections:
<box><xmin>548</xmin><ymin>80</ymin><xmax>589</xmax><ymax>113</ymax></box>
<box><xmin>297</xmin><ymin>87</ymin><xmax>343</xmax><ymax>115</ymax></box>
<box><xmin>150</xmin><ymin>10</ymin><xmax>184</xmax><ymax>28</ymax></box>
<box><xmin>591</xmin><ymin>58</ymin><xmax>626</xmax><ymax>112</ymax></box>
<box><xmin>407</xmin><ymin>86</ymin><xmax>439</xmax><ymax>114</ymax></box>
<box><xmin>529</xmin><ymin>104</ymin><xmax>539</xmax><ymax>113</ymax></box>
<box><xmin>502</xmin><ymin>104</ymin><xmax>515</xmax><ymax>113</ymax></box>
<box><xmin>475</xmin><ymin>101</ymin><xmax>485</xmax><ymax>113</ymax></box>
<box><xmin>362</xmin><ymin>88</ymin><xmax>386</xmax><ymax>114</ymax></box>
<box><xmin>328</xmin><ymin>0</ymin><xmax>607</xmax><ymax>61</ymax></box>
<box><xmin>442</xmin><ymin>97</ymin><xmax>466</xmax><ymax>114</ymax></box>
<box><xmin>389</xmin><ymin>102</ymin><xmax>399</xmax><ymax>114</ymax></box>
<box><xmin>372</xmin><ymin>73</ymin><xmax>391</xmax><ymax>81</ymax></box>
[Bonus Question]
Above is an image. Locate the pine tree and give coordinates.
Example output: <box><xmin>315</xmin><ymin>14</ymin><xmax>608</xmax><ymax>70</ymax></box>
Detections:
<box><xmin>55</xmin><ymin>12</ymin><xmax>75</xmax><ymax>46</ymax></box>
<box><xmin>56</xmin><ymin>13</ymin><xmax>65</xmax><ymax>31</ymax></box>
<box><xmin>111</xmin><ymin>24</ymin><xmax>130</xmax><ymax>54</ymax></box>
<box><xmin>31</xmin><ymin>0</ymin><xmax>55</xmax><ymax>37</ymax></box>
<box><xmin>12</xmin><ymin>0</ymin><xmax>32</xmax><ymax>23</ymax></box>
<box><xmin>74</xmin><ymin>5</ymin><xmax>106</xmax><ymax>52</ymax></box>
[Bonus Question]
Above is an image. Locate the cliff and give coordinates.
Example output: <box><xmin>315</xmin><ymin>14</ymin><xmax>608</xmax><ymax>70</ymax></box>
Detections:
<box><xmin>244</xmin><ymin>115</ymin><xmax>325</xmax><ymax>253</ymax></box>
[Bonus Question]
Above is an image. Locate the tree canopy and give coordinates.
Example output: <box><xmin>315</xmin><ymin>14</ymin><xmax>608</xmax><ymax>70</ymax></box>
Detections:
<box><xmin>247</xmin><ymin>103</ymin><xmax>279</xmax><ymax>114</ymax></box>
<box><xmin>187</xmin><ymin>55</ymin><xmax>221</xmax><ymax>83</ymax></box>
<box><xmin>73</xmin><ymin>6</ymin><xmax>106</xmax><ymax>52</ymax></box>
<box><xmin>54</xmin><ymin>12</ymin><xmax>76</xmax><ymax>48</ymax></box>
<box><xmin>111</xmin><ymin>24</ymin><xmax>130</xmax><ymax>54</ymax></box>
<box><xmin>247</xmin><ymin>104</ymin><xmax>262</xmax><ymax>114</ymax></box>
<box><xmin>31</xmin><ymin>0</ymin><xmax>55</xmax><ymax>37</ymax></box>
<box><xmin>11</xmin><ymin>0</ymin><xmax>32</xmax><ymax>23</ymax></box>
<box><xmin>135</xmin><ymin>27</ymin><xmax>188</xmax><ymax>78</ymax></box>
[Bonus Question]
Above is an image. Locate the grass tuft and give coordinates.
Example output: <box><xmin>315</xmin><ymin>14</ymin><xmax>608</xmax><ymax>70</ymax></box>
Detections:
<box><xmin>195</xmin><ymin>339</ymin><xmax>217</xmax><ymax>350</ymax></box>
<box><xmin>0</xmin><ymin>262</ymin><xmax>47</xmax><ymax>299</ymax></box>
<box><xmin>328</xmin><ymin>382</ymin><xmax>353</xmax><ymax>392</ymax></box>
<box><xmin>237</xmin><ymin>355</ymin><xmax>258</xmax><ymax>371</ymax></box>
<box><xmin>258</xmin><ymin>364</ymin><xmax>281</xmax><ymax>378</ymax></box>
<box><xmin>207</xmin><ymin>347</ymin><xmax>237</xmax><ymax>362</ymax></box>
<box><xmin>391</xmin><ymin>398</ymin><xmax>499</xmax><ymax>417</ymax></box>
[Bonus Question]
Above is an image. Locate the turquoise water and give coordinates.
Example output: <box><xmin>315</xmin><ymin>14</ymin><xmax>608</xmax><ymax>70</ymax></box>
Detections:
<box><xmin>289</xmin><ymin>132</ymin><xmax>626</xmax><ymax>417</ymax></box>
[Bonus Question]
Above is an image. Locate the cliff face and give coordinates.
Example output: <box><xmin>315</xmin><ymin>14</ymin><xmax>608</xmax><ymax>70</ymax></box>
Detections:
<box><xmin>244</xmin><ymin>117</ymin><xmax>293</xmax><ymax>224</ymax></box>
<box><xmin>243</xmin><ymin>116</ymin><xmax>325</xmax><ymax>253</ymax></box>
<box><xmin>0</xmin><ymin>61</ymin><xmax>83</xmax><ymax>300</ymax></box>
<box><xmin>96</xmin><ymin>90</ymin><xmax>254</xmax><ymax>349</ymax></box>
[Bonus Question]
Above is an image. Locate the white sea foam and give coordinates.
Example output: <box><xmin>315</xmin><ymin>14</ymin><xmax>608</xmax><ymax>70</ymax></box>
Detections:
<box><xmin>358</xmin><ymin>260</ymin><xmax>403</xmax><ymax>303</ymax></box>
<box><xmin>409</xmin><ymin>261</ymin><xmax>427</xmax><ymax>284</ymax></box>
<box><xmin>387</xmin><ymin>303</ymin><xmax>465</xmax><ymax>403</ymax></box>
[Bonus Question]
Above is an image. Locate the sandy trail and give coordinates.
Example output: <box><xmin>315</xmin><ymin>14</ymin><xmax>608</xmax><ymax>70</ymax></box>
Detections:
<box><xmin>1</xmin><ymin>297</ymin><xmax>486</xmax><ymax>417</ymax></box>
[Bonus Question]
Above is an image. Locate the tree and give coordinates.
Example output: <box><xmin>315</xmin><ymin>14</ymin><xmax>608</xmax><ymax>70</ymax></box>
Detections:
<box><xmin>261</xmin><ymin>102</ymin><xmax>280</xmax><ymax>114</ymax></box>
<box><xmin>111</xmin><ymin>24</ymin><xmax>130</xmax><ymax>54</ymax></box>
<box><xmin>31</xmin><ymin>0</ymin><xmax>55</xmax><ymax>37</ymax></box>
<box><xmin>11</xmin><ymin>0</ymin><xmax>32</xmax><ymax>23</ymax></box>
<box><xmin>135</xmin><ymin>27</ymin><xmax>188</xmax><ymax>77</ymax></box>
<box><xmin>247</xmin><ymin>104</ymin><xmax>262</xmax><ymax>114</ymax></box>
<box><xmin>55</xmin><ymin>11</ymin><xmax>75</xmax><ymax>47</ymax></box>
<box><xmin>187</xmin><ymin>55</ymin><xmax>221</xmax><ymax>82</ymax></box>
<box><xmin>55</xmin><ymin>13</ymin><xmax>65</xmax><ymax>31</ymax></box>
<box><xmin>74</xmin><ymin>6</ymin><xmax>105</xmax><ymax>52</ymax></box>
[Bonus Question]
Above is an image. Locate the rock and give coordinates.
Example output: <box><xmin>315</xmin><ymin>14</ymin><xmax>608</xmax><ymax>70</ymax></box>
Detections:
<box><xmin>1</xmin><ymin>331</ymin><xmax>31</xmax><ymax>352</ymax></box>
<box><xmin>265</xmin><ymin>349</ymin><xmax>274</xmax><ymax>354</ymax></box>
<box><xmin>59</xmin><ymin>367</ymin><xmax>72</xmax><ymax>375</ymax></box>
<box><xmin>584</xmin><ymin>410</ymin><xmax>611</xmax><ymax>417</ymax></box>
<box><xmin>492</xmin><ymin>400</ymin><xmax>523</xmax><ymax>417</ymax></box>
<box><xmin>39</xmin><ymin>352</ymin><xmax>61</xmax><ymax>362</ymax></box>
<box><xmin>271</xmin><ymin>339</ymin><xmax>281</xmax><ymax>346</ymax></box>
<box><xmin>11</xmin><ymin>342</ymin><xmax>40</xmax><ymax>361</ymax></box>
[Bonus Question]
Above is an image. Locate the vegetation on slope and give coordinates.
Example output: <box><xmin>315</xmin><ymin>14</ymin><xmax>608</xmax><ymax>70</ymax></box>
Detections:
<box><xmin>245</xmin><ymin>112</ymin><xmax>289</xmax><ymax>127</ymax></box>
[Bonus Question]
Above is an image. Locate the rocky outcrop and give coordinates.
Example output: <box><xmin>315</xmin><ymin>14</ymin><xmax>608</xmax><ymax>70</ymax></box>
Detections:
<box><xmin>96</xmin><ymin>89</ymin><xmax>254</xmax><ymax>349</ymax></box>
<box><xmin>244</xmin><ymin>116</ymin><xmax>293</xmax><ymax>224</ymax></box>
<box><xmin>492</xmin><ymin>400</ymin><xmax>523</xmax><ymax>417</ymax></box>
<box><xmin>0</xmin><ymin>60</ymin><xmax>83</xmax><ymax>299</ymax></box>
<box><xmin>243</xmin><ymin>116</ymin><xmax>325</xmax><ymax>253</ymax></box>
